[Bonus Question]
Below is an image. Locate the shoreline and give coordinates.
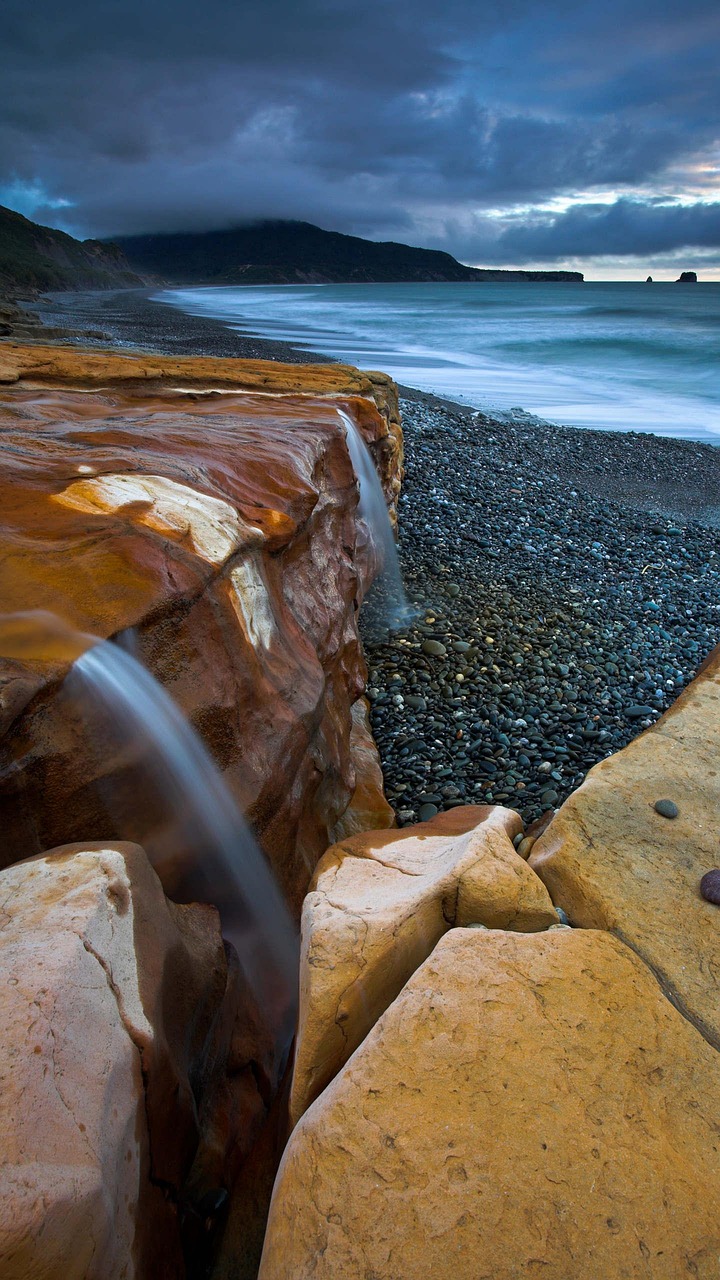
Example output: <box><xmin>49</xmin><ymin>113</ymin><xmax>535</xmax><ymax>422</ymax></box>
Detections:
<box><xmin>18</xmin><ymin>286</ymin><xmax>720</xmax><ymax>826</ymax></box>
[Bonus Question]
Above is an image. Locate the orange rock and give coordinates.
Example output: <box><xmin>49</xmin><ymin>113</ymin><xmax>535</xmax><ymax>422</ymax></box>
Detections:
<box><xmin>0</xmin><ymin>841</ymin><xmax>230</xmax><ymax>1279</ymax></box>
<box><xmin>289</xmin><ymin>806</ymin><xmax>556</xmax><ymax>1123</ymax></box>
<box><xmin>329</xmin><ymin>698</ymin><xmax>396</xmax><ymax>842</ymax></box>
<box><xmin>262</xmin><ymin>928</ymin><xmax>720</xmax><ymax>1280</ymax></box>
<box><xmin>529</xmin><ymin>645</ymin><xmax>720</xmax><ymax>1050</ymax></box>
<box><xmin>0</xmin><ymin>346</ymin><xmax>402</xmax><ymax>914</ymax></box>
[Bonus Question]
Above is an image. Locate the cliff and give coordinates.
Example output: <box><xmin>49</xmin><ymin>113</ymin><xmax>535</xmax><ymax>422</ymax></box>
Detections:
<box><xmin>113</xmin><ymin>219</ymin><xmax>584</xmax><ymax>285</ymax></box>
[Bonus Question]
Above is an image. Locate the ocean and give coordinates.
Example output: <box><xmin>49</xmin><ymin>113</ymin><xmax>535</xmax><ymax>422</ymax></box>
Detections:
<box><xmin>155</xmin><ymin>281</ymin><xmax>720</xmax><ymax>443</ymax></box>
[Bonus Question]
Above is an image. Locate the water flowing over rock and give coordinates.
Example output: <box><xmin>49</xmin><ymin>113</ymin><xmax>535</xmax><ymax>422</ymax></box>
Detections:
<box><xmin>261</xmin><ymin>928</ymin><xmax>720</xmax><ymax>1280</ymax></box>
<box><xmin>290</xmin><ymin>805</ymin><xmax>556</xmax><ymax>1124</ymax></box>
<box><xmin>0</xmin><ymin>344</ymin><xmax>403</xmax><ymax>915</ymax></box>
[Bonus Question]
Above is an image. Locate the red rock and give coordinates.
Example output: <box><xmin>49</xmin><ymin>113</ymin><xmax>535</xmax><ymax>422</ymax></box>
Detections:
<box><xmin>0</xmin><ymin>346</ymin><xmax>403</xmax><ymax>915</ymax></box>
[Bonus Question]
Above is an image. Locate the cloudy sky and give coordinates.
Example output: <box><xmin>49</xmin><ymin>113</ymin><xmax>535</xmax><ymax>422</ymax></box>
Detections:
<box><xmin>3</xmin><ymin>0</ymin><xmax>720</xmax><ymax>278</ymax></box>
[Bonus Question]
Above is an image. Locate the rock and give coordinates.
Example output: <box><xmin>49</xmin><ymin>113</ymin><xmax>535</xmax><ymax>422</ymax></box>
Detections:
<box><xmin>676</xmin><ymin>271</ymin><xmax>698</xmax><ymax>282</ymax></box>
<box><xmin>654</xmin><ymin>798</ymin><xmax>678</xmax><ymax>819</ymax></box>
<box><xmin>645</xmin><ymin>275</ymin><xmax>653</xmax><ymax>283</ymax></box>
<box><xmin>288</xmin><ymin>807</ymin><xmax>557</xmax><ymax>1123</ymax></box>
<box><xmin>700</xmin><ymin>869</ymin><xmax>720</xmax><ymax>904</ymax></box>
<box><xmin>418</xmin><ymin>802</ymin><xmax>438</xmax><ymax>821</ymax></box>
<box><xmin>530</xmin><ymin>646</ymin><xmax>720</xmax><ymax>1050</ymax></box>
<box><xmin>0</xmin><ymin>841</ymin><xmax>236</xmax><ymax>1279</ymax></box>
<box><xmin>330</xmin><ymin>699</ymin><xmax>396</xmax><ymax>842</ymax></box>
<box><xmin>421</xmin><ymin>639</ymin><xmax>447</xmax><ymax>657</ymax></box>
<box><xmin>261</xmin><ymin>928</ymin><xmax>720</xmax><ymax>1280</ymax></box>
<box><xmin>0</xmin><ymin>345</ymin><xmax>403</xmax><ymax>915</ymax></box>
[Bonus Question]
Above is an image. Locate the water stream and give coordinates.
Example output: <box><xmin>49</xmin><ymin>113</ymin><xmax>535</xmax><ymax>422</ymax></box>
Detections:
<box><xmin>337</xmin><ymin>408</ymin><xmax>414</xmax><ymax>637</ymax></box>
<box><xmin>0</xmin><ymin>611</ymin><xmax>298</xmax><ymax>1041</ymax></box>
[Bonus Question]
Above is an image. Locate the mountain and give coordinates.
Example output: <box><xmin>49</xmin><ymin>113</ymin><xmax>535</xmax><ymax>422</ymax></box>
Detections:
<box><xmin>113</xmin><ymin>220</ymin><xmax>583</xmax><ymax>285</ymax></box>
<box><xmin>0</xmin><ymin>205</ymin><xmax>144</xmax><ymax>293</ymax></box>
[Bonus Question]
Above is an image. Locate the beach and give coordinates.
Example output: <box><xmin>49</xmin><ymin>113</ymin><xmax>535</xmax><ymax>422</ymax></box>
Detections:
<box><xmin>29</xmin><ymin>287</ymin><xmax>720</xmax><ymax>826</ymax></box>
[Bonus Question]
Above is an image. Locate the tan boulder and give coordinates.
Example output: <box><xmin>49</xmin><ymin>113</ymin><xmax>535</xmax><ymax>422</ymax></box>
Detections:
<box><xmin>529</xmin><ymin>645</ymin><xmax>720</xmax><ymax>1051</ymax></box>
<box><xmin>289</xmin><ymin>805</ymin><xmax>557</xmax><ymax>1123</ymax></box>
<box><xmin>262</xmin><ymin>927</ymin><xmax>720</xmax><ymax>1280</ymax></box>
<box><xmin>0</xmin><ymin>842</ymin><xmax>232</xmax><ymax>1279</ymax></box>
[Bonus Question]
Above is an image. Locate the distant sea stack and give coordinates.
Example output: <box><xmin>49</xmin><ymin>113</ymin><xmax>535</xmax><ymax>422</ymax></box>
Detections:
<box><xmin>676</xmin><ymin>271</ymin><xmax>698</xmax><ymax>283</ymax></box>
<box><xmin>646</xmin><ymin>275</ymin><xmax>653</xmax><ymax>283</ymax></box>
<box><xmin>112</xmin><ymin>219</ymin><xmax>585</xmax><ymax>287</ymax></box>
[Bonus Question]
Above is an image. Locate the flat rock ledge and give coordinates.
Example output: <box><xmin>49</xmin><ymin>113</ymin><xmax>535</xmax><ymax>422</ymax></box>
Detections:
<box><xmin>529</xmin><ymin>644</ymin><xmax>720</xmax><ymax>1051</ymax></box>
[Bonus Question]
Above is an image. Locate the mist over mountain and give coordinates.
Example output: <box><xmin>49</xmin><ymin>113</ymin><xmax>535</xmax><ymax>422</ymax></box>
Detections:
<box><xmin>114</xmin><ymin>220</ymin><xmax>583</xmax><ymax>285</ymax></box>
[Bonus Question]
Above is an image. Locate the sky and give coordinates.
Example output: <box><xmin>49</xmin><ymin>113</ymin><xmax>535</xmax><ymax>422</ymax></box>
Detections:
<box><xmin>2</xmin><ymin>0</ymin><xmax>720</xmax><ymax>280</ymax></box>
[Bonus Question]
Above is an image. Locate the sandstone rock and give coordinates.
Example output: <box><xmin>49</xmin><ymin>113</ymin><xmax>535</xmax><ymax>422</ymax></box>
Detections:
<box><xmin>0</xmin><ymin>841</ymin><xmax>231</xmax><ymax>1279</ymax></box>
<box><xmin>329</xmin><ymin>698</ymin><xmax>396</xmax><ymax>843</ymax></box>
<box><xmin>262</xmin><ymin>928</ymin><xmax>720</xmax><ymax>1280</ymax></box>
<box><xmin>529</xmin><ymin>645</ymin><xmax>720</xmax><ymax>1050</ymax></box>
<box><xmin>0</xmin><ymin>346</ymin><xmax>402</xmax><ymax>914</ymax></box>
<box><xmin>289</xmin><ymin>806</ymin><xmax>556</xmax><ymax>1123</ymax></box>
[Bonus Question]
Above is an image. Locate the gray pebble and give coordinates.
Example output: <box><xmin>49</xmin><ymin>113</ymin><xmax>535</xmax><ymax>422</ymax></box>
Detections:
<box><xmin>654</xmin><ymin>798</ymin><xmax>679</xmax><ymax>819</ymax></box>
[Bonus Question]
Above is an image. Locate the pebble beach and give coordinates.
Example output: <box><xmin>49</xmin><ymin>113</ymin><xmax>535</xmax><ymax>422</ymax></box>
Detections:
<box><xmin>31</xmin><ymin>288</ymin><xmax>720</xmax><ymax>826</ymax></box>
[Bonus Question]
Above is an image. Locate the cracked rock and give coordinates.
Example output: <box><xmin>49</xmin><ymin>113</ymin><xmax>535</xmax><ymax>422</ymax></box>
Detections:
<box><xmin>289</xmin><ymin>805</ymin><xmax>557</xmax><ymax>1124</ymax></box>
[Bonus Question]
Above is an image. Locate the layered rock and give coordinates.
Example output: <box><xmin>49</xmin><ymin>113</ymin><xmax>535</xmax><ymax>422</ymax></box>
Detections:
<box><xmin>0</xmin><ymin>344</ymin><xmax>402</xmax><ymax>915</ymax></box>
<box><xmin>290</xmin><ymin>805</ymin><xmax>557</xmax><ymax>1123</ymax></box>
<box><xmin>529</xmin><ymin>644</ymin><xmax>720</xmax><ymax>1050</ymax></box>
<box><xmin>0</xmin><ymin>841</ymin><xmax>238</xmax><ymax>1279</ymax></box>
<box><xmin>261</xmin><ymin>927</ymin><xmax>720</xmax><ymax>1280</ymax></box>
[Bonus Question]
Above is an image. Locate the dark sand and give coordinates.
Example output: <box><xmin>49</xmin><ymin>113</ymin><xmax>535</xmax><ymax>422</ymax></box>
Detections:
<box><xmin>22</xmin><ymin>287</ymin><xmax>720</xmax><ymax>826</ymax></box>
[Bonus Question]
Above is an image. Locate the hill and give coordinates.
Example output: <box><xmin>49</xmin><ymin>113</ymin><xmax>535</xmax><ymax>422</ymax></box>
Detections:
<box><xmin>0</xmin><ymin>205</ymin><xmax>144</xmax><ymax>293</ymax></box>
<box><xmin>114</xmin><ymin>220</ymin><xmax>583</xmax><ymax>285</ymax></box>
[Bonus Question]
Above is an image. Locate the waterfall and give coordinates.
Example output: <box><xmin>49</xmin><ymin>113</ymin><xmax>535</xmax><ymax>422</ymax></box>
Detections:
<box><xmin>337</xmin><ymin>408</ymin><xmax>414</xmax><ymax>636</ymax></box>
<box><xmin>0</xmin><ymin>611</ymin><xmax>298</xmax><ymax>1042</ymax></box>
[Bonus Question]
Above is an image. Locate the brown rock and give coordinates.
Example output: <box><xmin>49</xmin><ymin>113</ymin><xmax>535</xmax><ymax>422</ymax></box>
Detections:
<box><xmin>329</xmin><ymin>698</ymin><xmax>396</xmax><ymax>842</ymax></box>
<box><xmin>529</xmin><ymin>646</ymin><xmax>720</xmax><ymax>1050</ymax></box>
<box><xmin>261</xmin><ymin>928</ymin><xmax>720</xmax><ymax>1280</ymax></box>
<box><xmin>0</xmin><ymin>841</ymin><xmax>231</xmax><ymax>1279</ymax></box>
<box><xmin>289</xmin><ymin>805</ymin><xmax>556</xmax><ymax>1123</ymax></box>
<box><xmin>0</xmin><ymin>346</ymin><xmax>402</xmax><ymax>914</ymax></box>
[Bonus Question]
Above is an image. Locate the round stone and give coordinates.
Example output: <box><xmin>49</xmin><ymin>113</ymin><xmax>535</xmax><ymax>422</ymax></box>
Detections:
<box><xmin>654</xmin><ymin>799</ymin><xmax>679</xmax><ymax>819</ymax></box>
<box><xmin>700</xmin><ymin>870</ymin><xmax>720</xmax><ymax>904</ymax></box>
<box><xmin>540</xmin><ymin>788</ymin><xmax>559</xmax><ymax>807</ymax></box>
<box><xmin>422</xmin><ymin>639</ymin><xmax>447</xmax><ymax>657</ymax></box>
<box><xmin>418</xmin><ymin>802</ymin><xmax>439</xmax><ymax>822</ymax></box>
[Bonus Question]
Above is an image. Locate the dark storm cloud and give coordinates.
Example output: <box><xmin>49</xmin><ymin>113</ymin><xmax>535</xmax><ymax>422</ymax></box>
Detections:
<box><xmin>487</xmin><ymin>199</ymin><xmax>720</xmax><ymax>259</ymax></box>
<box><xmin>1</xmin><ymin>0</ymin><xmax>719</xmax><ymax>260</ymax></box>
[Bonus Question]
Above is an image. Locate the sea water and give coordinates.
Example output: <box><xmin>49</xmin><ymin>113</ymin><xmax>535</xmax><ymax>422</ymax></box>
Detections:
<box><xmin>156</xmin><ymin>281</ymin><xmax>720</xmax><ymax>443</ymax></box>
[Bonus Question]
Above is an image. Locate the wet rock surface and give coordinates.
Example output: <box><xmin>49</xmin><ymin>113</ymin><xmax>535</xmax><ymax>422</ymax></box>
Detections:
<box><xmin>0</xmin><ymin>345</ymin><xmax>402</xmax><ymax>916</ymax></box>
<box><xmin>362</xmin><ymin>394</ymin><xmax>720</xmax><ymax>828</ymax></box>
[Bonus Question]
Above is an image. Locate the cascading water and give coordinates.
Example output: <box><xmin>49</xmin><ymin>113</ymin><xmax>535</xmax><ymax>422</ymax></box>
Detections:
<box><xmin>0</xmin><ymin>610</ymin><xmax>298</xmax><ymax>1044</ymax></box>
<box><xmin>337</xmin><ymin>408</ymin><xmax>415</xmax><ymax>636</ymax></box>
